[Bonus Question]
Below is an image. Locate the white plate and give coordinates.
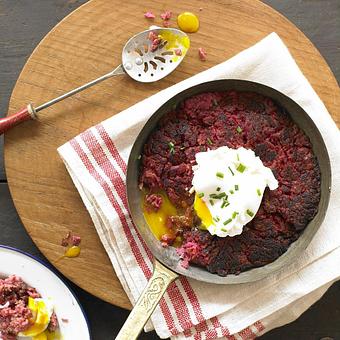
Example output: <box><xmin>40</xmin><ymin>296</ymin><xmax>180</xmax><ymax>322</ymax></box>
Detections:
<box><xmin>0</xmin><ymin>246</ymin><xmax>91</xmax><ymax>340</ymax></box>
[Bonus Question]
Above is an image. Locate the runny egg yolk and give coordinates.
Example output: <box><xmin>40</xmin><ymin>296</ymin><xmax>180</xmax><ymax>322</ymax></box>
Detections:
<box><xmin>143</xmin><ymin>192</ymin><xmax>177</xmax><ymax>240</ymax></box>
<box><xmin>177</xmin><ymin>12</ymin><xmax>200</xmax><ymax>33</ymax></box>
<box><xmin>20</xmin><ymin>297</ymin><xmax>51</xmax><ymax>337</ymax></box>
<box><xmin>193</xmin><ymin>194</ymin><xmax>213</xmax><ymax>229</ymax></box>
<box><xmin>33</xmin><ymin>332</ymin><xmax>48</xmax><ymax>340</ymax></box>
<box><xmin>64</xmin><ymin>245</ymin><xmax>81</xmax><ymax>258</ymax></box>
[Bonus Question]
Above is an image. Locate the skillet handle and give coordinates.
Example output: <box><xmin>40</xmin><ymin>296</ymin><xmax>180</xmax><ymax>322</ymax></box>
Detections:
<box><xmin>115</xmin><ymin>260</ymin><xmax>178</xmax><ymax>340</ymax></box>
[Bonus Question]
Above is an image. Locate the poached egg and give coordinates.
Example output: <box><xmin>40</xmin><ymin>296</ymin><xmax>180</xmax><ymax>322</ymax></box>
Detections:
<box><xmin>192</xmin><ymin>146</ymin><xmax>278</xmax><ymax>237</ymax></box>
<box><xmin>17</xmin><ymin>297</ymin><xmax>59</xmax><ymax>340</ymax></box>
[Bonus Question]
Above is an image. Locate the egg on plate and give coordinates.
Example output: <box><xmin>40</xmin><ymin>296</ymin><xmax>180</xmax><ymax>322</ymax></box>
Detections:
<box><xmin>17</xmin><ymin>297</ymin><xmax>59</xmax><ymax>340</ymax></box>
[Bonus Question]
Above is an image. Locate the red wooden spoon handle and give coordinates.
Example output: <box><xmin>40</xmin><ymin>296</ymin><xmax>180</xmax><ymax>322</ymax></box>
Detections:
<box><xmin>0</xmin><ymin>104</ymin><xmax>36</xmax><ymax>135</ymax></box>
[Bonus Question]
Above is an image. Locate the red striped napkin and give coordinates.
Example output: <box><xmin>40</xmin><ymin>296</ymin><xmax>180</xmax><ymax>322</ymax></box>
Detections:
<box><xmin>58</xmin><ymin>33</ymin><xmax>340</xmax><ymax>339</ymax></box>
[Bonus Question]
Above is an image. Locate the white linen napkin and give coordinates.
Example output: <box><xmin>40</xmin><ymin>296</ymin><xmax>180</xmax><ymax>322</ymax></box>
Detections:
<box><xmin>58</xmin><ymin>32</ymin><xmax>340</xmax><ymax>339</ymax></box>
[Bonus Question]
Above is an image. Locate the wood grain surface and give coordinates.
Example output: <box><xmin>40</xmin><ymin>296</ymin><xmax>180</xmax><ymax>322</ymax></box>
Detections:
<box><xmin>3</xmin><ymin>0</ymin><xmax>340</xmax><ymax>313</ymax></box>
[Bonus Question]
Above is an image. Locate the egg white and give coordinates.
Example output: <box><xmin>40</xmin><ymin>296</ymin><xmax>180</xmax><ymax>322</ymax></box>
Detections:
<box><xmin>17</xmin><ymin>298</ymin><xmax>54</xmax><ymax>340</ymax></box>
<box><xmin>192</xmin><ymin>146</ymin><xmax>278</xmax><ymax>237</ymax></box>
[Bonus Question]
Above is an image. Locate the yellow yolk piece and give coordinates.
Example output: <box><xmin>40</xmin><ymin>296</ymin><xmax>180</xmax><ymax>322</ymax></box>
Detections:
<box><xmin>158</xmin><ymin>30</ymin><xmax>190</xmax><ymax>50</ymax></box>
<box><xmin>177</xmin><ymin>12</ymin><xmax>200</xmax><ymax>33</ymax></box>
<box><xmin>194</xmin><ymin>194</ymin><xmax>213</xmax><ymax>229</ymax></box>
<box><xmin>157</xmin><ymin>30</ymin><xmax>190</xmax><ymax>62</ymax></box>
<box><xmin>21</xmin><ymin>298</ymin><xmax>51</xmax><ymax>337</ymax></box>
<box><xmin>143</xmin><ymin>192</ymin><xmax>177</xmax><ymax>240</ymax></box>
<box><xmin>64</xmin><ymin>245</ymin><xmax>81</xmax><ymax>258</ymax></box>
<box><xmin>46</xmin><ymin>329</ymin><xmax>62</xmax><ymax>340</ymax></box>
<box><xmin>33</xmin><ymin>331</ymin><xmax>48</xmax><ymax>340</ymax></box>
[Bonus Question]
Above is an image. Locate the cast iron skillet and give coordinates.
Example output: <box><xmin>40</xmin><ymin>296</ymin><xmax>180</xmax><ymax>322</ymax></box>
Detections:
<box><xmin>116</xmin><ymin>80</ymin><xmax>331</xmax><ymax>340</ymax></box>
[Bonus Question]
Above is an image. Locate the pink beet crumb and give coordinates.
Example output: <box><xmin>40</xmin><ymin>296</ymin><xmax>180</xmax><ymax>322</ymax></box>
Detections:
<box><xmin>198</xmin><ymin>47</ymin><xmax>207</xmax><ymax>61</ymax></box>
<box><xmin>174</xmin><ymin>49</ymin><xmax>182</xmax><ymax>56</ymax></box>
<box><xmin>162</xmin><ymin>20</ymin><xmax>171</xmax><ymax>27</ymax></box>
<box><xmin>70</xmin><ymin>235</ymin><xmax>81</xmax><ymax>246</ymax></box>
<box><xmin>61</xmin><ymin>232</ymin><xmax>71</xmax><ymax>247</ymax></box>
<box><xmin>144</xmin><ymin>11</ymin><xmax>155</xmax><ymax>19</ymax></box>
<box><xmin>160</xmin><ymin>10</ymin><xmax>172</xmax><ymax>21</ymax></box>
<box><xmin>148</xmin><ymin>31</ymin><xmax>158</xmax><ymax>41</ymax></box>
<box><xmin>176</xmin><ymin>242</ymin><xmax>200</xmax><ymax>269</ymax></box>
<box><xmin>61</xmin><ymin>231</ymin><xmax>81</xmax><ymax>247</ymax></box>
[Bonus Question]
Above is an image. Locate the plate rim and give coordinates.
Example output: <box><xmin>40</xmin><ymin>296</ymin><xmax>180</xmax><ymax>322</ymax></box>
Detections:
<box><xmin>0</xmin><ymin>244</ymin><xmax>92</xmax><ymax>340</ymax></box>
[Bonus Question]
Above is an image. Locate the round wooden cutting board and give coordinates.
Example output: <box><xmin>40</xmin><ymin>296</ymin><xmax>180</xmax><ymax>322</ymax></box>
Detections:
<box><xmin>5</xmin><ymin>0</ymin><xmax>340</xmax><ymax>310</ymax></box>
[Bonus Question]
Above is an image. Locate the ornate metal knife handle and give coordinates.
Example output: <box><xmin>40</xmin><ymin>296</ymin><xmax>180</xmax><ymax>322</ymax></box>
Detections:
<box><xmin>115</xmin><ymin>260</ymin><xmax>178</xmax><ymax>340</ymax></box>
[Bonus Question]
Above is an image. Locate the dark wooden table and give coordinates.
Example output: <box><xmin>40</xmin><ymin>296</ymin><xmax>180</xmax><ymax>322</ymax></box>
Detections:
<box><xmin>0</xmin><ymin>1</ymin><xmax>339</xmax><ymax>339</ymax></box>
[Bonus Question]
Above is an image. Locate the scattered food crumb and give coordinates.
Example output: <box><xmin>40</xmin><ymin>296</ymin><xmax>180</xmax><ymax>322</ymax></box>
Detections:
<box><xmin>61</xmin><ymin>318</ymin><xmax>69</xmax><ymax>323</ymax></box>
<box><xmin>148</xmin><ymin>31</ymin><xmax>158</xmax><ymax>41</ymax></box>
<box><xmin>160</xmin><ymin>10</ymin><xmax>172</xmax><ymax>21</ymax></box>
<box><xmin>148</xmin><ymin>30</ymin><xmax>163</xmax><ymax>52</ymax></box>
<box><xmin>61</xmin><ymin>231</ymin><xmax>81</xmax><ymax>247</ymax></box>
<box><xmin>48</xmin><ymin>312</ymin><xmax>59</xmax><ymax>332</ymax></box>
<box><xmin>145</xmin><ymin>194</ymin><xmax>163</xmax><ymax>212</ymax></box>
<box><xmin>199</xmin><ymin>7</ymin><xmax>203</xmax><ymax>11</ymax></box>
<box><xmin>61</xmin><ymin>232</ymin><xmax>71</xmax><ymax>247</ymax></box>
<box><xmin>174</xmin><ymin>48</ymin><xmax>182</xmax><ymax>56</ymax></box>
<box><xmin>70</xmin><ymin>235</ymin><xmax>81</xmax><ymax>246</ymax></box>
<box><xmin>176</xmin><ymin>241</ymin><xmax>200</xmax><ymax>269</ymax></box>
<box><xmin>198</xmin><ymin>47</ymin><xmax>207</xmax><ymax>61</ymax></box>
<box><xmin>144</xmin><ymin>11</ymin><xmax>155</xmax><ymax>19</ymax></box>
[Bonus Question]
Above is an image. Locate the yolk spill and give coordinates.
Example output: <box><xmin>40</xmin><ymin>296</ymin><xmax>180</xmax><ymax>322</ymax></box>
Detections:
<box><xmin>46</xmin><ymin>329</ymin><xmax>62</xmax><ymax>340</ymax></box>
<box><xmin>143</xmin><ymin>192</ymin><xmax>177</xmax><ymax>240</ymax></box>
<box><xmin>193</xmin><ymin>194</ymin><xmax>213</xmax><ymax>230</ymax></box>
<box><xmin>177</xmin><ymin>12</ymin><xmax>200</xmax><ymax>33</ymax></box>
<box><xmin>64</xmin><ymin>246</ymin><xmax>81</xmax><ymax>258</ymax></box>
<box><xmin>33</xmin><ymin>332</ymin><xmax>47</xmax><ymax>340</ymax></box>
<box><xmin>158</xmin><ymin>30</ymin><xmax>190</xmax><ymax>62</ymax></box>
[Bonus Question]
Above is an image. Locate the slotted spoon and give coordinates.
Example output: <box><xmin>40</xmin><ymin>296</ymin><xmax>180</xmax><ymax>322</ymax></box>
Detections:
<box><xmin>0</xmin><ymin>28</ymin><xmax>189</xmax><ymax>135</ymax></box>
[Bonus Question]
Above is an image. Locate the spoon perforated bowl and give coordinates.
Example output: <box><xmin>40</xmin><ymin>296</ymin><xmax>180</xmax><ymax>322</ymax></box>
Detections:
<box><xmin>123</xmin><ymin>27</ymin><xmax>189</xmax><ymax>82</ymax></box>
<box><xmin>0</xmin><ymin>28</ymin><xmax>189</xmax><ymax>134</ymax></box>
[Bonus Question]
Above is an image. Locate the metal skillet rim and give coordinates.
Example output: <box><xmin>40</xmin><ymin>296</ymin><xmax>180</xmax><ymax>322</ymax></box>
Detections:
<box><xmin>126</xmin><ymin>79</ymin><xmax>331</xmax><ymax>285</ymax></box>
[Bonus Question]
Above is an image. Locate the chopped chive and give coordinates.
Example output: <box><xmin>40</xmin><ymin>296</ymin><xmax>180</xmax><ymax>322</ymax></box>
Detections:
<box><xmin>235</xmin><ymin>184</ymin><xmax>239</xmax><ymax>191</ymax></box>
<box><xmin>256</xmin><ymin>188</ymin><xmax>261</xmax><ymax>196</ymax></box>
<box><xmin>211</xmin><ymin>192</ymin><xmax>226</xmax><ymax>199</ymax></box>
<box><xmin>236</xmin><ymin>163</ymin><xmax>246</xmax><ymax>173</ymax></box>
<box><xmin>246</xmin><ymin>209</ymin><xmax>254</xmax><ymax>217</ymax></box>
<box><xmin>232</xmin><ymin>211</ymin><xmax>239</xmax><ymax>219</ymax></box>
<box><xmin>221</xmin><ymin>228</ymin><xmax>227</xmax><ymax>232</ymax></box>
<box><xmin>209</xmin><ymin>199</ymin><xmax>214</xmax><ymax>206</ymax></box>
<box><xmin>137</xmin><ymin>154</ymin><xmax>141</xmax><ymax>160</ymax></box>
<box><xmin>207</xmin><ymin>137</ymin><xmax>213</xmax><ymax>145</ymax></box>
<box><xmin>216</xmin><ymin>187</ymin><xmax>221</xmax><ymax>191</ymax></box>
<box><xmin>223</xmin><ymin>218</ymin><xmax>232</xmax><ymax>225</ymax></box>
<box><xmin>212</xmin><ymin>99</ymin><xmax>218</xmax><ymax>106</ymax></box>
<box><xmin>198</xmin><ymin>192</ymin><xmax>204</xmax><ymax>198</ymax></box>
<box><xmin>168</xmin><ymin>141</ymin><xmax>175</xmax><ymax>154</ymax></box>
<box><xmin>216</xmin><ymin>172</ymin><xmax>224</xmax><ymax>179</ymax></box>
<box><xmin>237</xmin><ymin>153</ymin><xmax>240</xmax><ymax>161</ymax></box>
<box><xmin>228</xmin><ymin>166</ymin><xmax>235</xmax><ymax>176</ymax></box>
<box><xmin>221</xmin><ymin>200</ymin><xmax>230</xmax><ymax>208</ymax></box>
<box><xmin>213</xmin><ymin>216</ymin><xmax>220</xmax><ymax>222</ymax></box>
<box><xmin>236</xmin><ymin>126</ymin><xmax>243</xmax><ymax>133</ymax></box>
<box><xmin>229</xmin><ymin>190</ymin><xmax>234</xmax><ymax>194</ymax></box>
